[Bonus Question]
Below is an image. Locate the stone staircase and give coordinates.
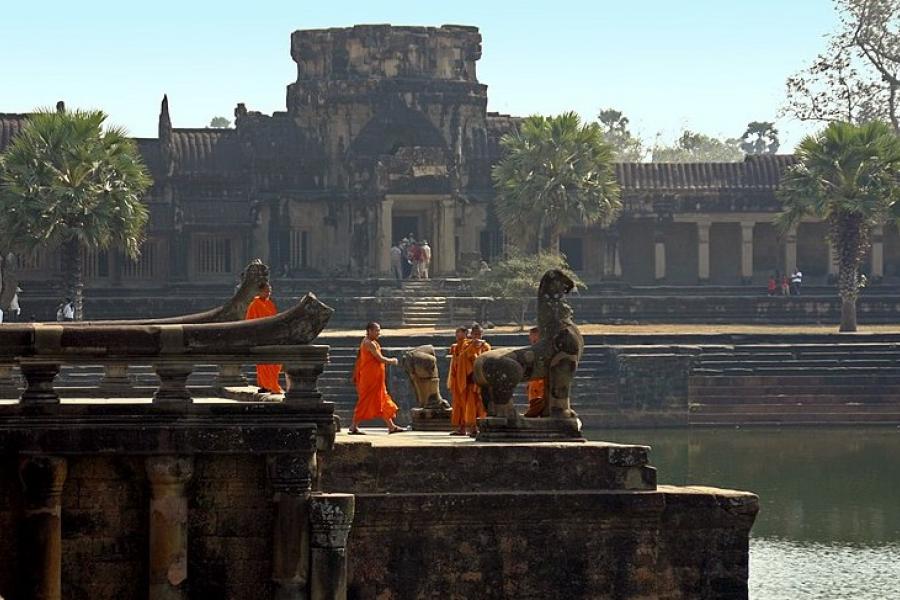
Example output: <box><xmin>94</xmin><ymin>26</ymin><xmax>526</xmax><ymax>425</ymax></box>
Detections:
<box><xmin>399</xmin><ymin>280</ymin><xmax>470</xmax><ymax>328</ymax></box>
<box><xmin>688</xmin><ymin>343</ymin><xmax>900</xmax><ymax>425</ymax></box>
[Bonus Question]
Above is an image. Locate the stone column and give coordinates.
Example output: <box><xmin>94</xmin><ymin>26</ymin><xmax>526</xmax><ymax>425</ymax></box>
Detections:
<box><xmin>18</xmin><ymin>455</ymin><xmax>68</xmax><ymax>600</ymax></box>
<box><xmin>99</xmin><ymin>363</ymin><xmax>134</xmax><ymax>397</ymax></box>
<box><xmin>309</xmin><ymin>494</ymin><xmax>355</xmax><ymax>600</ymax></box>
<box><xmin>784</xmin><ymin>226</ymin><xmax>798</xmax><ymax>274</ymax></box>
<box><xmin>740</xmin><ymin>221</ymin><xmax>755</xmax><ymax>284</ymax></box>
<box><xmin>215</xmin><ymin>363</ymin><xmax>248</xmax><ymax>391</ymax></box>
<box><xmin>438</xmin><ymin>198</ymin><xmax>457</xmax><ymax>275</ymax></box>
<box><xmin>653</xmin><ymin>230</ymin><xmax>666</xmax><ymax>282</ymax></box>
<box><xmin>283</xmin><ymin>361</ymin><xmax>325</xmax><ymax>406</ymax></box>
<box><xmin>872</xmin><ymin>225</ymin><xmax>884</xmax><ymax>280</ymax></box>
<box><xmin>696</xmin><ymin>221</ymin><xmax>710</xmax><ymax>282</ymax></box>
<box><xmin>602</xmin><ymin>228</ymin><xmax>622</xmax><ymax>280</ymax></box>
<box><xmin>153</xmin><ymin>364</ymin><xmax>193</xmax><ymax>404</ymax></box>
<box><xmin>828</xmin><ymin>241</ymin><xmax>838</xmax><ymax>279</ymax></box>
<box><xmin>376</xmin><ymin>197</ymin><xmax>393</xmax><ymax>275</ymax></box>
<box><xmin>268</xmin><ymin>453</ymin><xmax>317</xmax><ymax>600</ymax></box>
<box><xmin>146</xmin><ymin>456</ymin><xmax>194</xmax><ymax>600</ymax></box>
<box><xmin>0</xmin><ymin>364</ymin><xmax>20</xmax><ymax>399</ymax></box>
<box><xmin>19</xmin><ymin>362</ymin><xmax>61</xmax><ymax>405</ymax></box>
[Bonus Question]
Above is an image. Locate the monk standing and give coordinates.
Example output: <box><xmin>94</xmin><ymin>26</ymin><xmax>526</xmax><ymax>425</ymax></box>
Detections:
<box><xmin>245</xmin><ymin>282</ymin><xmax>283</xmax><ymax>394</ymax></box>
<box><xmin>456</xmin><ymin>323</ymin><xmax>491</xmax><ymax>437</ymax></box>
<box><xmin>524</xmin><ymin>327</ymin><xmax>546</xmax><ymax>417</ymax></box>
<box><xmin>447</xmin><ymin>326</ymin><xmax>469</xmax><ymax>435</ymax></box>
<box><xmin>349</xmin><ymin>322</ymin><xmax>405</xmax><ymax>434</ymax></box>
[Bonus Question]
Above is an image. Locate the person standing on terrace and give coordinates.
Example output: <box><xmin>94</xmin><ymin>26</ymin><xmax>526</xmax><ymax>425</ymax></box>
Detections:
<box><xmin>348</xmin><ymin>321</ymin><xmax>405</xmax><ymax>434</ymax></box>
<box><xmin>245</xmin><ymin>282</ymin><xmax>283</xmax><ymax>394</ymax></box>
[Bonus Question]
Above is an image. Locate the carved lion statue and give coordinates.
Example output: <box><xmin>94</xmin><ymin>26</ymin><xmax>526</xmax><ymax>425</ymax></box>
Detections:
<box><xmin>400</xmin><ymin>345</ymin><xmax>452</xmax><ymax>410</ymax></box>
<box><xmin>474</xmin><ymin>269</ymin><xmax>583</xmax><ymax>420</ymax></box>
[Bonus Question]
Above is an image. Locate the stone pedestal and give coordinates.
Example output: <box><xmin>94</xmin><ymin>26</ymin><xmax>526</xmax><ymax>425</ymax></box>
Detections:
<box><xmin>309</xmin><ymin>493</ymin><xmax>355</xmax><ymax>600</ymax></box>
<box><xmin>215</xmin><ymin>363</ymin><xmax>248</xmax><ymax>391</ymax></box>
<box><xmin>410</xmin><ymin>407</ymin><xmax>453</xmax><ymax>431</ymax></box>
<box><xmin>0</xmin><ymin>364</ymin><xmax>21</xmax><ymax>399</ymax></box>
<box><xmin>153</xmin><ymin>365</ymin><xmax>193</xmax><ymax>404</ymax></box>
<box><xmin>476</xmin><ymin>416</ymin><xmax>585</xmax><ymax>442</ymax></box>
<box><xmin>146</xmin><ymin>456</ymin><xmax>194</xmax><ymax>600</ymax></box>
<box><xmin>19</xmin><ymin>362</ymin><xmax>61</xmax><ymax>405</ymax></box>
<box><xmin>18</xmin><ymin>455</ymin><xmax>68</xmax><ymax>600</ymax></box>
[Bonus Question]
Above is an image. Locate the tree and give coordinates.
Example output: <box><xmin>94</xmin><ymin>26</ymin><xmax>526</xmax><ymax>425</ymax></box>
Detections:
<box><xmin>0</xmin><ymin>108</ymin><xmax>152</xmax><ymax>320</ymax></box>
<box><xmin>740</xmin><ymin>121</ymin><xmax>781</xmax><ymax>155</ymax></box>
<box><xmin>651</xmin><ymin>130</ymin><xmax>744</xmax><ymax>162</ymax></box>
<box><xmin>470</xmin><ymin>252</ymin><xmax>583</xmax><ymax>329</ymax></box>
<box><xmin>597</xmin><ymin>108</ymin><xmax>646</xmax><ymax>161</ymax></box>
<box><xmin>492</xmin><ymin>112</ymin><xmax>621</xmax><ymax>253</ymax></box>
<box><xmin>209</xmin><ymin>116</ymin><xmax>232</xmax><ymax>128</ymax></box>
<box><xmin>784</xmin><ymin>0</ymin><xmax>899</xmax><ymax>133</ymax></box>
<box><xmin>776</xmin><ymin>121</ymin><xmax>900</xmax><ymax>332</ymax></box>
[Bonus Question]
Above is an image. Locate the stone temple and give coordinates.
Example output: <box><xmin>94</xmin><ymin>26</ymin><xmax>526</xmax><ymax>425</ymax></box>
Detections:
<box><xmin>3</xmin><ymin>23</ymin><xmax>896</xmax><ymax>296</ymax></box>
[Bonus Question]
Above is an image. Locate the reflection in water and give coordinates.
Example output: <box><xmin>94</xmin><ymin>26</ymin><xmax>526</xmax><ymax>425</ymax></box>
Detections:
<box><xmin>586</xmin><ymin>427</ymin><xmax>900</xmax><ymax>599</ymax></box>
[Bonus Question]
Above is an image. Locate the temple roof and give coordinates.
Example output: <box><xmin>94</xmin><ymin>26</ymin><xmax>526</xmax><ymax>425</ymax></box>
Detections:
<box><xmin>171</xmin><ymin>129</ymin><xmax>244</xmax><ymax>175</ymax></box>
<box><xmin>615</xmin><ymin>155</ymin><xmax>798</xmax><ymax>191</ymax></box>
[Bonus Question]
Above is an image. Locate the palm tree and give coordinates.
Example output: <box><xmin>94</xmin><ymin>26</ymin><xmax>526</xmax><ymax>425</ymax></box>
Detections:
<box><xmin>777</xmin><ymin>121</ymin><xmax>900</xmax><ymax>332</ymax></box>
<box><xmin>492</xmin><ymin>112</ymin><xmax>621</xmax><ymax>253</ymax></box>
<box><xmin>0</xmin><ymin>108</ymin><xmax>151</xmax><ymax>320</ymax></box>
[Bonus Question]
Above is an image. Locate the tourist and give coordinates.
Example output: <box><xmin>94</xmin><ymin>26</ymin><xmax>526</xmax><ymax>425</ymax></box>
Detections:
<box><xmin>478</xmin><ymin>260</ymin><xmax>491</xmax><ymax>274</ymax></box>
<box><xmin>348</xmin><ymin>321</ymin><xmax>405</xmax><ymax>434</ymax></box>
<box><xmin>791</xmin><ymin>270</ymin><xmax>803</xmax><ymax>295</ymax></box>
<box><xmin>524</xmin><ymin>327</ymin><xmax>546</xmax><ymax>418</ymax></box>
<box><xmin>410</xmin><ymin>241</ymin><xmax>424</xmax><ymax>279</ymax></box>
<box><xmin>767</xmin><ymin>275</ymin><xmax>777</xmax><ymax>296</ymax></box>
<box><xmin>56</xmin><ymin>298</ymin><xmax>74</xmax><ymax>322</ymax></box>
<box><xmin>420</xmin><ymin>239</ymin><xmax>432</xmax><ymax>279</ymax></box>
<box><xmin>455</xmin><ymin>323</ymin><xmax>492</xmax><ymax>437</ymax></box>
<box><xmin>448</xmin><ymin>326</ymin><xmax>470</xmax><ymax>435</ymax></box>
<box><xmin>8</xmin><ymin>287</ymin><xmax>21</xmax><ymax>321</ymax></box>
<box><xmin>781</xmin><ymin>274</ymin><xmax>790</xmax><ymax>296</ymax></box>
<box><xmin>390</xmin><ymin>242</ymin><xmax>403</xmax><ymax>284</ymax></box>
<box><xmin>245</xmin><ymin>282</ymin><xmax>283</xmax><ymax>394</ymax></box>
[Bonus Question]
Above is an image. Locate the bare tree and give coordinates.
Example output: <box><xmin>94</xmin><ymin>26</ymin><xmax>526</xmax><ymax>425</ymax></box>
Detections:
<box><xmin>784</xmin><ymin>0</ymin><xmax>900</xmax><ymax>133</ymax></box>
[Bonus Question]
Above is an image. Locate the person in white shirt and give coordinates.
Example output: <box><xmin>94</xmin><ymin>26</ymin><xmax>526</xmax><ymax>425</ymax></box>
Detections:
<box><xmin>420</xmin><ymin>240</ymin><xmax>432</xmax><ymax>279</ymax></box>
<box><xmin>790</xmin><ymin>270</ymin><xmax>803</xmax><ymax>295</ymax></box>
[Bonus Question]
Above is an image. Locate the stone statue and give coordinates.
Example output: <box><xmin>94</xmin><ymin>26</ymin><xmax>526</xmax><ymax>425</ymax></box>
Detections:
<box><xmin>400</xmin><ymin>345</ymin><xmax>451</xmax><ymax>410</ymax></box>
<box><xmin>473</xmin><ymin>269</ymin><xmax>584</xmax><ymax>440</ymax></box>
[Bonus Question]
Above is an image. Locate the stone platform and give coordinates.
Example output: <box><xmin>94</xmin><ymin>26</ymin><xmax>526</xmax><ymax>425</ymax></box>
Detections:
<box><xmin>318</xmin><ymin>430</ymin><xmax>758</xmax><ymax>599</ymax></box>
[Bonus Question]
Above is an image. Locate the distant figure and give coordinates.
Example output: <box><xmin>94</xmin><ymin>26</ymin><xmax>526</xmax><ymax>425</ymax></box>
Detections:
<box><xmin>410</xmin><ymin>242</ymin><xmax>424</xmax><ymax>279</ymax></box>
<box><xmin>56</xmin><ymin>298</ymin><xmax>75</xmax><ymax>322</ymax></box>
<box><xmin>8</xmin><ymin>287</ymin><xmax>21</xmax><ymax>321</ymax></box>
<box><xmin>448</xmin><ymin>326</ymin><xmax>470</xmax><ymax>435</ymax></box>
<box><xmin>791</xmin><ymin>270</ymin><xmax>803</xmax><ymax>295</ymax></box>
<box><xmin>767</xmin><ymin>275</ymin><xmax>776</xmax><ymax>296</ymax></box>
<box><xmin>420</xmin><ymin>240</ymin><xmax>432</xmax><ymax>279</ymax></box>
<box><xmin>399</xmin><ymin>237</ymin><xmax>411</xmax><ymax>279</ymax></box>
<box><xmin>781</xmin><ymin>275</ymin><xmax>790</xmax><ymax>296</ymax></box>
<box><xmin>478</xmin><ymin>260</ymin><xmax>491</xmax><ymax>274</ymax></box>
<box><xmin>349</xmin><ymin>321</ymin><xmax>405</xmax><ymax>434</ymax></box>
<box><xmin>390</xmin><ymin>243</ymin><xmax>403</xmax><ymax>284</ymax></box>
<box><xmin>245</xmin><ymin>282</ymin><xmax>283</xmax><ymax>394</ymax></box>
<box><xmin>524</xmin><ymin>327</ymin><xmax>546</xmax><ymax>418</ymax></box>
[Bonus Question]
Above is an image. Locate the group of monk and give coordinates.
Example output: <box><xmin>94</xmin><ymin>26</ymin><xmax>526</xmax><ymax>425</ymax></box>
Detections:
<box><xmin>243</xmin><ymin>282</ymin><xmax>547</xmax><ymax>435</ymax></box>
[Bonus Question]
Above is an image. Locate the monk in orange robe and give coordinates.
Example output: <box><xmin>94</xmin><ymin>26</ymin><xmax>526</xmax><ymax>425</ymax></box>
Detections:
<box><xmin>447</xmin><ymin>326</ymin><xmax>470</xmax><ymax>435</ymax></box>
<box><xmin>349</xmin><ymin>322</ymin><xmax>405</xmax><ymax>434</ymax></box>
<box><xmin>455</xmin><ymin>323</ymin><xmax>491</xmax><ymax>436</ymax></box>
<box><xmin>524</xmin><ymin>327</ymin><xmax>546</xmax><ymax>418</ymax></box>
<box><xmin>245</xmin><ymin>282</ymin><xmax>283</xmax><ymax>394</ymax></box>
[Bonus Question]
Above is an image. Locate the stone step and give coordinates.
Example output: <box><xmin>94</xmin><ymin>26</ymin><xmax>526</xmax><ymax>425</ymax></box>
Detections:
<box><xmin>690</xmin><ymin>402</ymin><xmax>900</xmax><ymax>413</ymax></box>
<box><xmin>690</xmin><ymin>374</ymin><xmax>900</xmax><ymax>386</ymax></box>
<box><xmin>689</xmin><ymin>410</ymin><xmax>900</xmax><ymax>425</ymax></box>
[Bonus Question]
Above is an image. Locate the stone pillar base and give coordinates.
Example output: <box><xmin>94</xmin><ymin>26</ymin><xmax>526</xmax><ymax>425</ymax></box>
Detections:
<box><xmin>476</xmin><ymin>416</ymin><xmax>585</xmax><ymax>442</ymax></box>
<box><xmin>410</xmin><ymin>407</ymin><xmax>453</xmax><ymax>431</ymax></box>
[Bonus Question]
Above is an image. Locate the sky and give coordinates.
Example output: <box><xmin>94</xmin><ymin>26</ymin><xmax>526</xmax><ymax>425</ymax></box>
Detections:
<box><xmin>1</xmin><ymin>0</ymin><xmax>837</xmax><ymax>152</ymax></box>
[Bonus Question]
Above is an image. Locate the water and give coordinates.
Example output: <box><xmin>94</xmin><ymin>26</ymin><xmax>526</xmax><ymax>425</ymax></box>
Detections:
<box><xmin>586</xmin><ymin>427</ymin><xmax>900</xmax><ymax>599</ymax></box>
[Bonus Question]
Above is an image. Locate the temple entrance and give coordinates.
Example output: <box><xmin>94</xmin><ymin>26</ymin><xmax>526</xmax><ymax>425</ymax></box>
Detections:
<box><xmin>392</xmin><ymin>215</ymin><xmax>421</xmax><ymax>244</ymax></box>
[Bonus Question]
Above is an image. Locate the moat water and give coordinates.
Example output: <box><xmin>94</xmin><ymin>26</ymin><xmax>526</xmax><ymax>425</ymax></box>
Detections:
<box><xmin>586</xmin><ymin>427</ymin><xmax>900</xmax><ymax>600</ymax></box>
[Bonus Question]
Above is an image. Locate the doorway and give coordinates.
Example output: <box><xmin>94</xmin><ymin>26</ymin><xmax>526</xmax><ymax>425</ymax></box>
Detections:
<box><xmin>392</xmin><ymin>215</ymin><xmax>421</xmax><ymax>245</ymax></box>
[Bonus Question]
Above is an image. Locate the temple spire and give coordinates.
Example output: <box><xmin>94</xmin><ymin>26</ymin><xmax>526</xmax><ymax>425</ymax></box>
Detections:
<box><xmin>159</xmin><ymin>95</ymin><xmax>175</xmax><ymax>177</ymax></box>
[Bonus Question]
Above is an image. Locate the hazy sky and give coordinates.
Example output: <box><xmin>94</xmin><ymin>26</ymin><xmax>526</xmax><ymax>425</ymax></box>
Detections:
<box><xmin>2</xmin><ymin>0</ymin><xmax>836</xmax><ymax>151</ymax></box>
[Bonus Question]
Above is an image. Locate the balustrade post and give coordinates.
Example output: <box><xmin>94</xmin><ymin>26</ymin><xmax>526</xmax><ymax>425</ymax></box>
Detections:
<box><xmin>146</xmin><ymin>456</ymin><xmax>194</xmax><ymax>600</ymax></box>
<box><xmin>153</xmin><ymin>364</ymin><xmax>193</xmax><ymax>404</ymax></box>
<box><xmin>309</xmin><ymin>494</ymin><xmax>355</xmax><ymax>600</ymax></box>
<box><xmin>283</xmin><ymin>362</ymin><xmax>324</xmax><ymax>406</ymax></box>
<box><xmin>0</xmin><ymin>363</ymin><xmax>21</xmax><ymax>399</ymax></box>
<box><xmin>268</xmin><ymin>452</ymin><xmax>317</xmax><ymax>600</ymax></box>
<box><xmin>19</xmin><ymin>362</ymin><xmax>61</xmax><ymax>405</ymax></box>
<box><xmin>99</xmin><ymin>363</ymin><xmax>134</xmax><ymax>396</ymax></box>
<box><xmin>215</xmin><ymin>363</ymin><xmax>248</xmax><ymax>391</ymax></box>
<box><xmin>18</xmin><ymin>455</ymin><xmax>68</xmax><ymax>600</ymax></box>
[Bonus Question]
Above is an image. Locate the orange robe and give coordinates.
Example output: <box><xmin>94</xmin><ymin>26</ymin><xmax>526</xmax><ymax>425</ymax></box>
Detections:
<box><xmin>352</xmin><ymin>339</ymin><xmax>398</xmax><ymax>423</ymax></box>
<box><xmin>448</xmin><ymin>341</ymin><xmax>466</xmax><ymax>427</ymax></box>
<box><xmin>525</xmin><ymin>378</ymin><xmax>546</xmax><ymax>418</ymax></box>
<box><xmin>245</xmin><ymin>296</ymin><xmax>283</xmax><ymax>393</ymax></box>
<box><xmin>452</xmin><ymin>339</ymin><xmax>491</xmax><ymax>427</ymax></box>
